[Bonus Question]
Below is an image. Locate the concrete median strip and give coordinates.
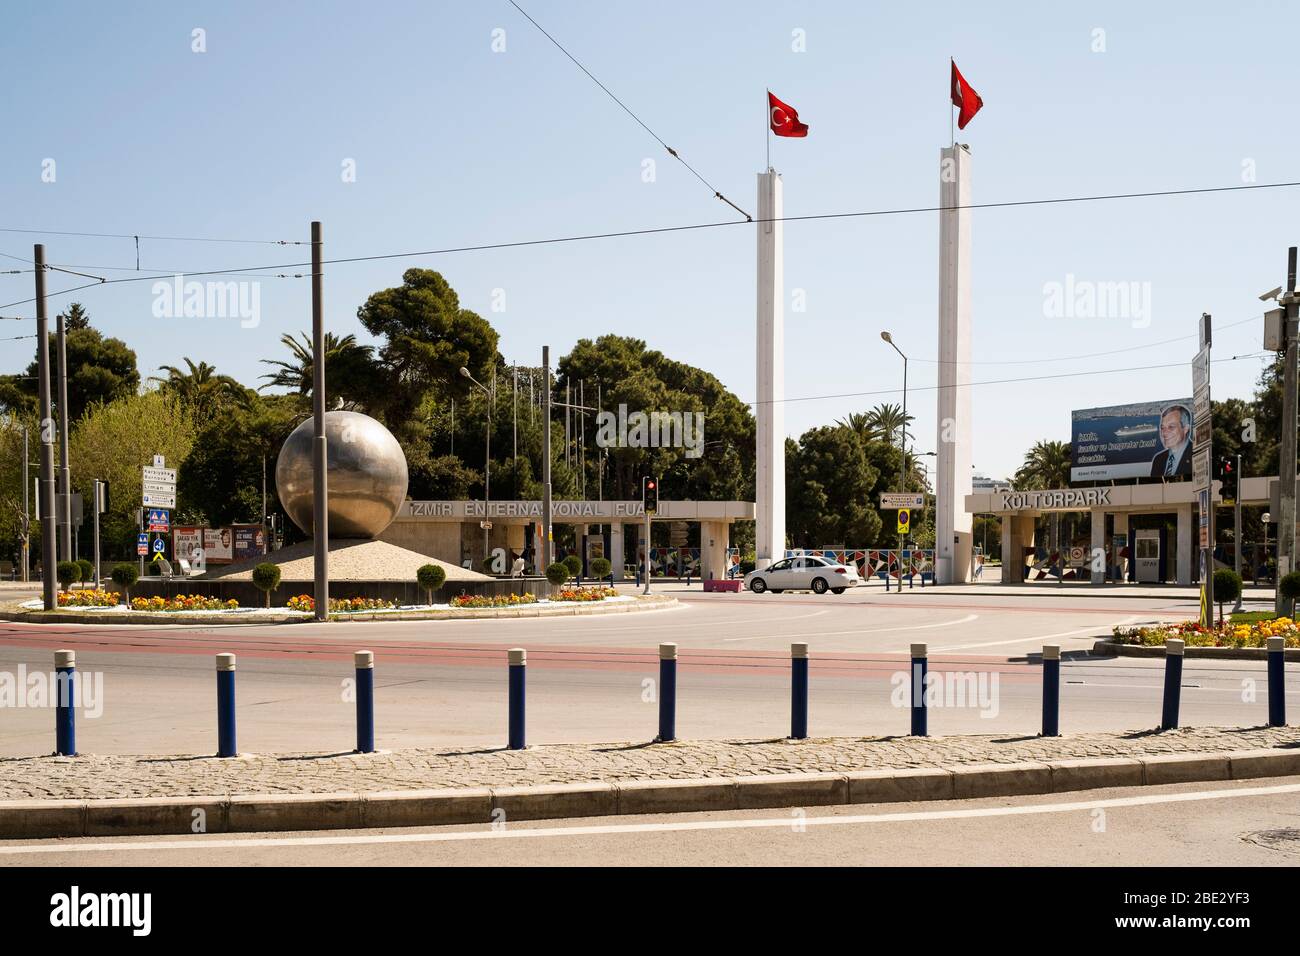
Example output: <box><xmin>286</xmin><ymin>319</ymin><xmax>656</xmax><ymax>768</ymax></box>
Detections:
<box><xmin>2</xmin><ymin>746</ymin><xmax>1299</xmax><ymax>839</ymax></box>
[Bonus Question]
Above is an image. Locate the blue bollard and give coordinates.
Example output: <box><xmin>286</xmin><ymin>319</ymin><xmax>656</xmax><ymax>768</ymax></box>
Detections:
<box><xmin>1268</xmin><ymin>636</ymin><xmax>1286</xmax><ymax>728</ymax></box>
<box><xmin>1160</xmin><ymin>638</ymin><xmax>1184</xmax><ymax>730</ymax></box>
<box><xmin>1041</xmin><ymin>644</ymin><xmax>1060</xmax><ymax>737</ymax></box>
<box><xmin>658</xmin><ymin>642</ymin><xmax>677</xmax><ymax>742</ymax></box>
<box><xmin>910</xmin><ymin>642</ymin><xmax>928</xmax><ymax>736</ymax></box>
<box><xmin>216</xmin><ymin>653</ymin><xmax>237</xmax><ymax>757</ymax></box>
<box><xmin>508</xmin><ymin>648</ymin><xmax>526</xmax><ymax>750</ymax></box>
<box><xmin>791</xmin><ymin>642</ymin><xmax>809</xmax><ymax>740</ymax></box>
<box><xmin>54</xmin><ymin>649</ymin><xmax>76</xmax><ymax>757</ymax></box>
<box><xmin>355</xmin><ymin>650</ymin><xmax>375</xmax><ymax>753</ymax></box>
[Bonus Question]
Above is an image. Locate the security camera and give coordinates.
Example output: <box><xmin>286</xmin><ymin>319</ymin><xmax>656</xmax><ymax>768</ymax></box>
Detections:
<box><xmin>1259</xmin><ymin>286</ymin><xmax>1283</xmax><ymax>302</ymax></box>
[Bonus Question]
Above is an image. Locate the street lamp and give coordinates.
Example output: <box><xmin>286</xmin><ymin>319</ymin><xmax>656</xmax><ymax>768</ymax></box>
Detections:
<box><xmin>880</xmin><ymin>331</ymin><xmax>908</xmax><ymax>493</ymax></box>
<box><xmin>461</xmin><ymin>366</ymin><xmax>492</xmax><ymax>569</ymax></box>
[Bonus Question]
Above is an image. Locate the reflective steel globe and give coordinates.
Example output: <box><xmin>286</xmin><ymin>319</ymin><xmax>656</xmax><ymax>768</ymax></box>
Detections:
<box><xmin>276</xmin><ymin>411</ymin><xmax>409</xmax><ymax>538</ymax></box>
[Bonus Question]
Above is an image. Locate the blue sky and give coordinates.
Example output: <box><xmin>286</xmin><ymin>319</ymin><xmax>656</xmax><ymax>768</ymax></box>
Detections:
<box><xmin>1</xmin><ymin>1</ymin><xmax>1294</xmax><ymax>482</ymax></box>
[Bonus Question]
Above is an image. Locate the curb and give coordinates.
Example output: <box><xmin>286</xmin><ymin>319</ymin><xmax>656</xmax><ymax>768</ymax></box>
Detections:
<box><xmin>1092</xmin><ymin>637</ymin><xmax>1300</xmax><ymax>660</ymax></box>
<box><xmin>4</xmin><ymin>746</ymin><xmax>1298</xmax><ymax>839</ymax></box>
<box><xmin>0</xmin><ymin>595</ymin><xmax>677</xmax><ymax>627</ymax></box>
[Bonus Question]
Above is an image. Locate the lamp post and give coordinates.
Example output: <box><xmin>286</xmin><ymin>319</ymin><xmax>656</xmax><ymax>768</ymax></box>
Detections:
<box><xmin>882</xmin><ymin>331</ymin><xmax>909</xmax><ymax>583</ymax></box>
<box><xmin>880</xmin><ymin>331</ymin><xmax>908</xmax><ymax>493</ymax></box>
<box><xmin>461</xmin><ymin>367</ymin><xmax>492</xmax><ymax>568</ymax></box>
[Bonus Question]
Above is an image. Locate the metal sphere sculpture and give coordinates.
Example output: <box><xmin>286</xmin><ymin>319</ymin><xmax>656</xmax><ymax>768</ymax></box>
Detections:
<box><xmin>275</xmin><ymin>411</ymin><xmax>409</xmax><ymax>539</ymax></box>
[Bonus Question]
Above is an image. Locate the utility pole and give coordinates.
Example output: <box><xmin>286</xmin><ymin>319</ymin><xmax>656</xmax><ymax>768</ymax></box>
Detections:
<box><xmin>261</xmin><ymin>455</ymin><xmax>268</xmax><ymax>556</ymax></box>
<box><xmin>542</xmin><ymin>346</ymin><xmax>553</xmax><ymax>572</ymax></box>
<box><xmin>56</xmin><ymin>307</ymin><xmax>72</xmax><ymax>563</ymax></box>
<box><xmin>20</xmin><ymin>424</ymin><xmax>29</xmax><ymax>583</ymax></box>
<box><xmin>311</xmin><ymin>220</ymin><xmax>329</xmax><ymax>622</ymax></box>
<box><xmin>1277</xmin><ymin>247</ymin><xmax>1299</xmax><ymax>615</ymax></box>
<box><xmin>1233</xmin><ymin>452</ymin><xmax>1243</xmax><ymax>614</ymax></box>
<box><xmin>34</xmin><ymin>246</ymin><xmax>57</xmax><ymax>609</ymax></box>
<box><xmin>92</xmin><ymin>479</ymin><xmax>102</xmax><ymax>590</ymax></box>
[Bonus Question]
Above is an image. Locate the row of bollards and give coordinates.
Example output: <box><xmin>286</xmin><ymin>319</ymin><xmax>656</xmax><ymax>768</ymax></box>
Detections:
<box><xmin>45</xmin><ymin>635</ymin><xmax>1291</xmax><ymax>757</ymax></box>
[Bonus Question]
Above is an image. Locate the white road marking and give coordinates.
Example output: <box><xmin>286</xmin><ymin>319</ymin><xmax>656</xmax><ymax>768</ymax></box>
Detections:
<box><xmin>721</xmin><ymin>613</ymin><xmax>979</xmax><ymax>642</ymax></box>
<box><xmin>941</xmin><ymin>616</ymin><xmax>1140</xmax><ymax>651</ymax></box>
<box><xmin>4</xmin><ymin>781</ymin><xmax>1296</xmax><ymax>855</ymax></box>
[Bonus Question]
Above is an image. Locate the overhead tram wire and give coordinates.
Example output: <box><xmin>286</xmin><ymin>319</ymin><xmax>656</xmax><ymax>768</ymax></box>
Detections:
<box><xmin>911</xmin><ymin>314</ymin><xmax>1261</xmax><ymax>366</ymax></box>
<box><xmin>2</xmin><ymin>177</ymin><xmax>1297</xmax><ymax>311</ymax></box>
<box><xmin>746</xmin><ymin>352</ymin><xmax>1270</xmax><ymax>409</ymax></box>
<box><xmin>506</xmin><ymin>0</ymin><xmax>753</xmax><ymax>222</ymax></box>
<box><xmin>0</xmin><ymin>227</ymin><xmax>305</xmax><ymax>245</ymax></box>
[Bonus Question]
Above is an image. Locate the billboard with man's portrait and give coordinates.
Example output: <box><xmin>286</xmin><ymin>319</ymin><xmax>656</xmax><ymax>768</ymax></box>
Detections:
<box><xmin>1070</xmin><ymin>398</ymin><xmax>1196</xmax><ymax>482</ymax></box>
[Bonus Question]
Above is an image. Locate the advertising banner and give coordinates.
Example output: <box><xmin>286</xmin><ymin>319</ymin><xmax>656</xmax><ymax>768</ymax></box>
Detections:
<box><xmin>232</xmin><ymin>525</ymin><xmax>265</xmax><ymax>561</ymax></box>
<box><xmin>173</xmin><ymin>526</ymin><xmax>202</xmax><ymax>561</ymax></box>
<box><xmin>202</xmin><ymin>527</ymin><xmax>234</xmax><ymax>562</ymax></box>
<box><xmin>1070</xmin><ymin>398</ymin><xmax>1196</xmax><ymax>482</ymax></box>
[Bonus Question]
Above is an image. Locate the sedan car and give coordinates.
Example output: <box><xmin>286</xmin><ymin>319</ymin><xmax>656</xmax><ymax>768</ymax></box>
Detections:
<box><xmin>744</xmin><ymin>555</ymin><xmax>862</xmax><ymax>595</ymax></box>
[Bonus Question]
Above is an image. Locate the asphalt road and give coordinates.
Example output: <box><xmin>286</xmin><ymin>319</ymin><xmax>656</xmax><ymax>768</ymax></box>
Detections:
<box><xmin>2</xmin><ymin>776</ymin><xmax>1297</xmax><ymax>866</ymax></box>
<box><xmin>0</xmin><ymin>584</ymin><xmax>1288</xmax><ymax>754</ymax></box>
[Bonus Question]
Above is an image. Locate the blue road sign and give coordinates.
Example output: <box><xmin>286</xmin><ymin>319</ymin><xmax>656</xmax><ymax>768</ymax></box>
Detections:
<box><xmin>152</xmin><ymin>538</ymin><xmax>166</xmax><ymax>553</ymax></box>
<box><xmin>137</xmin><ymin>533</ymin><xmax>149</xmax><ymax>555</ymax></box>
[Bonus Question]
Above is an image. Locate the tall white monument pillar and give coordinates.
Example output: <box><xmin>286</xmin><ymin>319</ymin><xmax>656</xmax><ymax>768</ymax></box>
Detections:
<box><xmin>755</xmin><ymin>169</ymin><xmax>786</xmax><ymax>566</ymax></box>
<box><xmin>936</xmin><ymin>145</ymin><xmax>973</xmax><ymax>584</ymax></box>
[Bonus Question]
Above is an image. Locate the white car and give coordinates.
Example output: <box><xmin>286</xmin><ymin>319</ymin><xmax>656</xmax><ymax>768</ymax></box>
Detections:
<box><xmin>744</xmin><ymin>555</ymin><xmax>862</xmax><ymax>595</ymax></box>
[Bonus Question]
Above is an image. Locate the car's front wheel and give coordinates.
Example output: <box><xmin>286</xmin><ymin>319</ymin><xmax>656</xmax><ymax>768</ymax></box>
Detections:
<box><xmin>749</xmin><ymin>578</ymin><xmax>767</xmax><ymax>594</ymax></box>
<box><xmin>811</xmin><ymin>577</ymin><xmax>829</xmax><ymax>594</ymax></box>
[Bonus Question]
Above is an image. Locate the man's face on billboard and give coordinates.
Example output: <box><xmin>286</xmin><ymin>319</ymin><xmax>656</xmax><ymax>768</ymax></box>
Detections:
<box><xmin>1159</xmin><ymin>410</ymin><xmax>1188</xmax><ymax>450</ymax></box>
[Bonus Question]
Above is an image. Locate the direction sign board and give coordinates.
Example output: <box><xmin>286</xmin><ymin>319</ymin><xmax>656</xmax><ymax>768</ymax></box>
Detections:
<box><xmin>142</xmin><ymin>491</ymin><xmax>176</xmax><ymax>509</ymax></box>
<box><xmin>880</xmin><ymin>492</ymin><xmax>925</xmax><ymax>509</ymax></box>
<box><xmin>1191</xmin><ymin>345</ymin><xmax>1211</xmax><ymax>393</ymax></box>
<box><xmin>1193</xmin><ymin>447</ymin><xmax>1211</xmax><ymax>490</ymax></box>
<box><xmin>142</xmin><ymin>466</ymin><xmax>177</xmax><ymax>485</ymax></box>
<box><xmin>1199</xmin><ymin>489</ymin><xmax>1210</xmax><ymax>527</ymax></box>
<box><xmin>1193</xmin><ymin>386</ymin><xmax>1211</xmax><ymax>423</ymax></box>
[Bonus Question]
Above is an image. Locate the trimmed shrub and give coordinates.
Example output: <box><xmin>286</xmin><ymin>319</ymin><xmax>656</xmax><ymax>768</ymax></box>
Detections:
<box><xmin>545</xmin><ymin>562</ymin><xmax>570</xmax><ymax>586</ymax></box>
<box><xmin>562</xmin><ymin>554</ymin><xmax>582</xmax><ymax>581</ymax></box>
<box><xmin>1280</xmin><ymin>571</ymin><xmax>1300</xmax><ymax>617</ymax></box>
<box><xmin>1212</xmin><ymin>568</ymin><xmax>1242</xmax><ymax>624</ymax></box>
<box><xmin>590</xmin><ymin>557</ymin><xmax>612</xmax><ymax>581</ymax></box>
<box><xmin>76</xmin><ymin>559</ymin><xmax>94</xmax><ymax>584</ymax></box>
<box><xmin>417</xmin><ymin>563</ymin><xmax>446</xmax><ymax>604</ymax></box>
<box><xmin>56</xmin><ymin>561</ymin><xmax>78</xmax><ymax>591</ymax></box>
<box><xmin>252</xmin><ymin>562</ymin><xmax>282</xmax><ymax>608</ymax></box>
<box><xmin>110</xmin><ymin>563</ymin><xmax>139</xmax><ymax>603</ymax></box>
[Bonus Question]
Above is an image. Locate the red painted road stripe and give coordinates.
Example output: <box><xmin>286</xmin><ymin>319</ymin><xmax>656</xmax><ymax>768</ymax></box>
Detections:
<box><xmin>0</xmin><ymin>625</ymin><xmax>1043</xmax><ymax>680</ymax></box>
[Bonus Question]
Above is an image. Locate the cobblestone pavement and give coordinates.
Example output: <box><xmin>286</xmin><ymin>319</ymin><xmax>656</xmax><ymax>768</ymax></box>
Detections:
<box><xmin>4</xmin><ymin>725</ymin><xmax>1299</xmax><ymax>800</ymax></box>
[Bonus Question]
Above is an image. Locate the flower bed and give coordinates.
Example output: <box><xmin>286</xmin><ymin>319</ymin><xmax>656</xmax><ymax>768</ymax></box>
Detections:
<box><xmin>286</xmin><ymin>594</ymin><xmax>396</xmax><ymax>613</ymax></box>
<box><xmin>1113</xmin><ymin>617</ymin><xmax>1299</xmax><ymax>649</ymax></box>
<box><xmin>449</xmin><ymin>592</ymin><xmax>538</xmax><ymax>609</ymax></box>
<box><xmin>58</xmin><ymin>589</ymin><xmax>120</xmax><ymax>608</ymax></box>
<box><xmin>130</xmin><ymin>595</ymin><xmax>239</xmax><ymax>612</ymax></box>
<box><xmin>552</xmin><ymin>586</ymin><xmax>618</xmax><ymax>602</ymax></box>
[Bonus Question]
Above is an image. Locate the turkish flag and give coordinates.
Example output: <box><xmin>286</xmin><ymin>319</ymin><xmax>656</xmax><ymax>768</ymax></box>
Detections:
<box><xmin>950</xmin><ymin>60</ymin><xmax>983</xmax><ymax>130</ymax></box>
<box><xmin>768</xmin><ymin>91</ymin><xmax>809</xmax><ymax>137</ymax></box>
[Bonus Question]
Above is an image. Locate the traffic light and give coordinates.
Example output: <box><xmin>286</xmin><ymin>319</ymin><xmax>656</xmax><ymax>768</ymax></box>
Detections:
<box><xmin>1217</xmin><ymin>456</ymin><xmax>1237</xmax><ymax>502</ymax></box>
<box><xmin>642</xmin><ymin>476</ymin><xmax>658</xmax><ymax>515</ymax></box>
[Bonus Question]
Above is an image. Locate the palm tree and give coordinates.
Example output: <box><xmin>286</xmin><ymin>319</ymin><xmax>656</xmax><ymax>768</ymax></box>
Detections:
<box><xmin>259</xmin><ymin>332</ymin><xmax>374</xmax><ymax>400</ymax></box>
<box><xmin>834</xmin><ymin>411</ymin><xmax>879</xmax><ymax>445</ymax></box>
<box><xmin>866</xmin><ymin>403</ymin><xmax>913</xmax><ymax>446</ymax></box>
<box><xmin>151</xmin><ymin>358</ymin><xmax>247</xmax><ymax>424</ymax></box>
<box><xmin>1013</xmin><ymin>439</ymin><xmax>1072</xmax><ymax>552</ymax></box>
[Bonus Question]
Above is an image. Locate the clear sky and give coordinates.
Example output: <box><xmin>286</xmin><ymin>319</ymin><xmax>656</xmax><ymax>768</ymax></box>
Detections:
<box><xmin>1</xmin><ymin>0</ymin><xmax>1294</xmax><ymax>483</ymax></box>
